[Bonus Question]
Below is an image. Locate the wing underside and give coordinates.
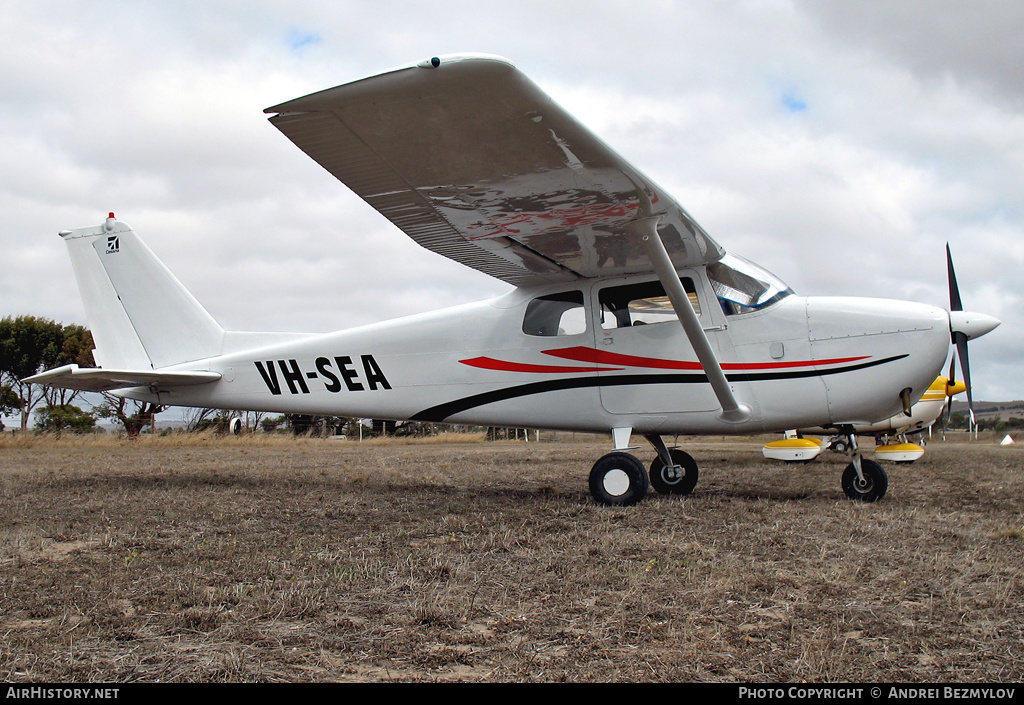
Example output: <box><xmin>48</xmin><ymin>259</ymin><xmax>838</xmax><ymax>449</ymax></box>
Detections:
<box><xmin>266</xmin><ymin>54</ymin><xmax>723</xmax><ymax>287</ymax></box>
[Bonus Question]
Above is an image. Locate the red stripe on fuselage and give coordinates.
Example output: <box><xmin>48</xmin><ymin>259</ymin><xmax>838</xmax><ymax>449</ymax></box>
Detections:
<box><xmin>541</xmin><ymin>346</ymin><xmax>870</xmax><ymax>371</ymax></box>
<box><xmin>460</xmin><ymin>347</ymin><xmax>871</xmax><ymax>375</ymax></box>
<box><xmin>459</xmin><ymin>356</ymin><xmax>622</xmax><ymax>373</ymax></box>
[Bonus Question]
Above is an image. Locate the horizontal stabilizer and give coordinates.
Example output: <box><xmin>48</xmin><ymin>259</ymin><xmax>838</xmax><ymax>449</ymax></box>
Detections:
<box><xmin>25</xmin><ymin>364</ymin><xmax>221</xmax><ymax>393</ymax></box>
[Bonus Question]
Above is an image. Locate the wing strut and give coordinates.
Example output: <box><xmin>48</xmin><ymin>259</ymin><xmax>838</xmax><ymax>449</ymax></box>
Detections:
<box><xmin>628</xmin><ymin>213</ymin><xmax>751</xmax><ymax>424</ymax></box>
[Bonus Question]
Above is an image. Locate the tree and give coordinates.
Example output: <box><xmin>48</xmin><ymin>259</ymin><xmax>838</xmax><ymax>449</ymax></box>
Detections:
<box><xmin>947</xmin><ymin>412</ymin><xmax>968</xmax><ymax>429</ymax></box>
<box><xmin>95</xmin><ymin>395</ymin><xmax>164</xmax><ymax>439</ymax></box>
<box><xmin>260</xmin><ymin>414</ymin><xmax>287</xmax><ymax>433</ymax></box>
<box><xmin>286</xmin><ymin>414</ymin><xmax>345</xmax><ymax>436</ymax></box>
<box><xmin>183</xmin><ymin>407</ymin><xmax>220</xmax><ymax>433</ymax></box>
<box><xmin>40</xmin><ymin>323</ymin><xmax>95</xmax><ymax>412</ymax></box>
<box><xmin>35</xmin><ymin>404</ymin><xmax>97</xmax><ymax>435</ymax></box>
<box><xmin>0</xmin><ymin>316</ymin><xmax>95</xmax><ymax>431</ymax></box>
<box><xmin>0</xmin><ymin>384</ymin><xmax>19</xmax><ymax>417</ymax></box>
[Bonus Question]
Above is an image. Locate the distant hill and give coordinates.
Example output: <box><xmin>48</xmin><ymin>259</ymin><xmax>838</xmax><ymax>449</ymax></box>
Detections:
<box><xmin>950</xmin><ymin>400</ymin><xmax>1024</xmax><ymax>421</ymax></box>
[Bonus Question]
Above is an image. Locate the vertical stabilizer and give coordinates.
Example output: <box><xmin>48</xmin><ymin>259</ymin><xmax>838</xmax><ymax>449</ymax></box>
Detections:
<box><xmin>60</xmin><ymin>214</ymin><xmax>224</xmax><ymax>370</ymax></box>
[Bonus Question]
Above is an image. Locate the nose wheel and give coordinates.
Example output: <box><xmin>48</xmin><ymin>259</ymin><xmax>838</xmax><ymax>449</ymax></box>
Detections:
<box><xmin>835</xmin><ymin>428</ymin><xmax>888</xmax><ymax>502</ymax></box>
<box><xmin>842</xmin><ymin>458</ymin><xmax>888</xmax><ymax>502</ymax></box>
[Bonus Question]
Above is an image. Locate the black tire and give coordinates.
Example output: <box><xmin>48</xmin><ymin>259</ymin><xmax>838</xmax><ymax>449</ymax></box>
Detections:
<box><xmin>649</xmin><ymin>449</ymin><xmax>699</xmax><ymax>495</ymax></box>
<box><xmin>589</xmin><ymin>452</ymin><xmax>649</xmax><ymax>506</ymax></box>
<box><xmin>841</xmin><ymin>459</ymin><xmax>888</xmax><ymax>502</ymax></box>
<box><xmin>830</xmin><ymin>439</ymin><xmax>849</xmax><ymax>454</ymax></box>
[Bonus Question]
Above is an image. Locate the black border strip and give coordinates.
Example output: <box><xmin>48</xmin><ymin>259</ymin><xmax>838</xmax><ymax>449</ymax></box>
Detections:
<box><xmin>411</xmin><ymin>354</ymin><xmax>909</xmax><ymax>422</ymax></box>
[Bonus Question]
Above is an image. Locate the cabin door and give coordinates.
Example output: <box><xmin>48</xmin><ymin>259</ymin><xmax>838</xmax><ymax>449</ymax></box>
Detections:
<box><xmin>590</xmin><ymin>271</ymin><xmax>726</xmax><ymax>415</ymax></box>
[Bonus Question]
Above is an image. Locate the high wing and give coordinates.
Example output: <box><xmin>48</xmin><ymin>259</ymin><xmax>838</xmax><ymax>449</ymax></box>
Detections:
<box><xmin>24</xmin><ymin>364</ymin><xmax>221</xmax><ymax>393</ymax></box>
<box><xmin>265</xmin><ymin>54</ymin><xmax>724</xmax><ymax>287</ymax></box>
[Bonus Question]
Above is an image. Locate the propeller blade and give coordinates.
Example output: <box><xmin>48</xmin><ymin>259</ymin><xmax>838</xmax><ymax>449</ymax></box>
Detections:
<box><xmin>947</xmin><ymin>243</ymin><xmax>963</xmax><ymax>313</ymax></box>
<box><xmin>947</xmin><ymin>352</ymin><xmax>958</xmax><ymax>429</ymax></box>
<box><xmin>943</xmin><ymin>354</ymin><xmax>955</xmax><ymax>433</ymax></box>
<box><xmin>944</xmin><ymin>244</ymin><xmax>994</xmax><ymax>429</ymax></box>
<box><xmin>955</xmin><ymin>329</ymin><xmax>974</xmax><ymax>418</ymax></box>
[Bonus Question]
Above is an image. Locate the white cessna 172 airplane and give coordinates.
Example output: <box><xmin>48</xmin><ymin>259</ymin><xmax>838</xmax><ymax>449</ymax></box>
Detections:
<box><xmin>29</xmin><ymin>54</ymin><xmax>1000</xmax><ymax>506</ymax></box>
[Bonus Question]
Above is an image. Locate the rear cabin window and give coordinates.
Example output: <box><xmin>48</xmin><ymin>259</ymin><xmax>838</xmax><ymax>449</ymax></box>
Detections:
<box><xmin>523</xmin><ymin>291</ymin><xmax>587</xmax><ymax>336</ymax></box>
<box><xmin>599</xmin><ymin>279</ymin><xmax>700</xmax><ymax>330</ymax></box>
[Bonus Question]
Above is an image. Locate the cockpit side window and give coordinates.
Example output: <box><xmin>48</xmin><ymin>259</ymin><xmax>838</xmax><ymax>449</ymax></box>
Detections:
<box><xmin>598</xmin><ymin>279</ymin><xmax>700</xmax><ymax>330</ymax></box>
<box><xmin>523</xmin><ymin>290</ymin><xmax>587</xmax><ymax>336</ymax></box>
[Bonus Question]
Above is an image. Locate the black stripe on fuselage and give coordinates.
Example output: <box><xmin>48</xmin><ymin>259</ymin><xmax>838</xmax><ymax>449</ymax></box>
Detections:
<box><xmin>410</xmin><ymin>354</ymin><xmax>909</xmax><ymax>422</ymax></box>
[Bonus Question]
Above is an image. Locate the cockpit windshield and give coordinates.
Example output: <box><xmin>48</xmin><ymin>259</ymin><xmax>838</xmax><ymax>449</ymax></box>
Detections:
<box><xmin>707</xmin><ymin>254</ymin><xmax>792</xmax><ymax>315</ymax></box>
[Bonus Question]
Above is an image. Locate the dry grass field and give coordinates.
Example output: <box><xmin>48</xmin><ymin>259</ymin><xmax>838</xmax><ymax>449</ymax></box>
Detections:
<box><xmin>0</xmin><ymin>433</ymin><xmax>1021</xmax><ymax>683</ymax></box>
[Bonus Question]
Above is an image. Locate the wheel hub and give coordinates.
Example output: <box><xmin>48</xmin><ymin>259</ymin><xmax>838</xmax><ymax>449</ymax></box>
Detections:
<box><xmin>660</xmin><ymin>464</ymin><xmax>684</xmax><ymax>484</ymax></box>
<box><xmin>854</xmin><ymin>476</ymin><xmax>874</xmax><ymax>492</ymax></box>
<box><xmin>602</xmin><ymin>468</ymin><xmax>631</xmax><ymax>496</ymax></box>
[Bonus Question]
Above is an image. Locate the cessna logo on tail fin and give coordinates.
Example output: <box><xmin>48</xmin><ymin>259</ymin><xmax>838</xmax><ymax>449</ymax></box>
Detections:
<box><xmin>254</xmin><ymin>355</ymin><xmax>391</xmax><ymax>396</ymax></box>
<box><xmin>106</xmin><ymin>236</ymin><xmax>120</xmax><ymax>254</ymax></box>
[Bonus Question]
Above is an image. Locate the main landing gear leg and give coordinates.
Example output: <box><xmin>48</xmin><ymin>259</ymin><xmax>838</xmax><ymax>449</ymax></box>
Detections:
<box><xmin>837</xmin><ymin>427</ymin><xmax>888</xmax><ymax>502</ymax></box>
<box><xmin>588</xmin><ymin>430</ymin><xmax>702</xmax><ymax>506</ymax></box>
<box><xmin>645</xmin><ymin>434</ymin><xmax>700</xmax><ymax>496</ymax></box>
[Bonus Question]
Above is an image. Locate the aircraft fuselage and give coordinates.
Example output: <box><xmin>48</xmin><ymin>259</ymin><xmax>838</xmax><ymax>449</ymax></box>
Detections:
<box><xmin>126</xmin><ymin>268</ymin><xmax>951</xmax><ymax>435</ymax></box>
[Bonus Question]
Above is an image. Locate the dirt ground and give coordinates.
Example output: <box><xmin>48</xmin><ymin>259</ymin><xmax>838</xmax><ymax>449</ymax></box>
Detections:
<box><xmin>0</xmin><ymin>434</ymin><xmax>1021</xmax><ymax>682</ymax></box>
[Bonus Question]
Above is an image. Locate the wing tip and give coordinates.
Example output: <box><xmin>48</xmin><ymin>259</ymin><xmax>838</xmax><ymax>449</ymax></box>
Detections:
<box><xmin>264</xmin><ymin>53</ymin><xmax>517</xmax><ymax>115</ymax></box>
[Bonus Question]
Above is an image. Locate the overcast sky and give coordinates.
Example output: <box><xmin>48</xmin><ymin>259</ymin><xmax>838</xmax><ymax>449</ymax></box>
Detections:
<box><xmin>2</xmin><ymin>0</ymin><xmax>1021</xmax><ymax>403</ymax></box>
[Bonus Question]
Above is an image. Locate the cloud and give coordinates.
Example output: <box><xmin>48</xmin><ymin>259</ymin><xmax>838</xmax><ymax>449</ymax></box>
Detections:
<box><xmin>796</xmin><ymin>0</ymin><xmax>1024</xmax><ymax>105</ymax></box>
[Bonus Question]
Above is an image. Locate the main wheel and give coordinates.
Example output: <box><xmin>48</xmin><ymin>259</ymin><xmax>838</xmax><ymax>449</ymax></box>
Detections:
<box><xmin>841</xmin><ymin>459</ymin><xmax>888</xmax><ymax>502</ymax></box>
<box><xmin>589</xmin><ymin>452</ymin><xmax>649</xmax><ymax>506</ymax></box>
<box><xmin>649</xmin><ymin>449</ymin><xmax>699</xmax><ymax>495</ymax></box>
